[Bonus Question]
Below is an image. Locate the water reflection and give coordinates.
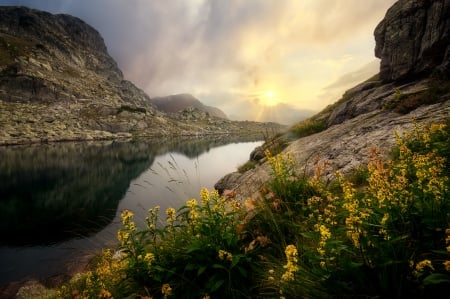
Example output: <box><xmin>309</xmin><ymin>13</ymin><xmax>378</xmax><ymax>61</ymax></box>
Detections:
<box><xmin>0</xmin><ymin>135</ymin><xmax>262</xmax><ymax>284</ymax></box>
<box><xmin>0</xmin><ymin>141</ymin><xmax>153</xmax><ymax>246</ymax></box>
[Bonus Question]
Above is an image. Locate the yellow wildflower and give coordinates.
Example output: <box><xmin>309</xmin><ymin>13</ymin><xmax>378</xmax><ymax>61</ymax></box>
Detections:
<box><xmin>166</xmin><ymin>207</ymin><xmax>176</xmax><ymax>224</ymax></box>
<box><xmin>200</xmin><ymin>188</ymin><xmax>210</xmax><ymax>205</ymax></box>
<box><xmin>281</xmin><ymin>245</ymin><xmax>299</xmax><ymax>281</ymax></box>
<box><xmin>98</xmin><ymin>289</ymin><xmax>112</xmax><ymax>298</ymax></box>
<box><xmin>218</xmin><ymin>249</ymin><xmax>233</xmax><ymax>262</ymax></box>
<box><xmin>162</xmin><ymin>283</ymin><xmax>172</xmax><ymax>297</ymax></box>
<box><xmin>415</xmin><ymin>259</ymin><xmax>434</xmax><ymax>272</ymax></box>
<box><xmin>186</xmin><ymin>199</ymin><xmax>197</xmax><ymax>208</ymax></box>
<box><xmin>121</xmin><ymin>209</ymin><xmax>134</xmax><ymax>225</ymax></box>
<box><xmin>144</xmin><ymin>252</ymin><xmax>155</xmax><ymax>266</ymax></box>
<box><xmin>443</xmin><ymin>261</ymin><xmax>450</xmax><ymax>272</ymax></box>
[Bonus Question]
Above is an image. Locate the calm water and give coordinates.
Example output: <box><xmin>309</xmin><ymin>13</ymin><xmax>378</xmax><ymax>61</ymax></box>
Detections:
<box><xmin>0</xmin><ymin>136</ymin><xmax>262</xmax><ymax>285</ymax></box>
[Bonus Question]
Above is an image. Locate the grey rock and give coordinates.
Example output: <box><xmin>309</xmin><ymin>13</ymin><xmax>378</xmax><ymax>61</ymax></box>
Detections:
<box><xmin>375</xmin><ymin>0</ymin><xmax>450</xmax><ymax>81</ymax></box>
<box><xmin>214</xmin><ymin>172</ymin><xmax>244</xmax><ymax>194</ymax></box>
<box><xmin>231</xmin><ymin>101</ymin><xmax>450</xmax><ymax>202</ymax></box>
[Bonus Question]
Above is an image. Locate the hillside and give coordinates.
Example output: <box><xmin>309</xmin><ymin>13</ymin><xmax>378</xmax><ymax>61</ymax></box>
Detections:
<box><xmin>151</xmin><ymin>93</ymin><xmax>228</xmax><ymax>119</ymax></box>
<box><xmin>0</xmin><ymin>6</ymin><xmax>285</xmax><ymax>145</ymax></box>
<box><xmin>216</xmin><ymin>0</ymin><xmax>450</xmax><ymax>198</ymax></box>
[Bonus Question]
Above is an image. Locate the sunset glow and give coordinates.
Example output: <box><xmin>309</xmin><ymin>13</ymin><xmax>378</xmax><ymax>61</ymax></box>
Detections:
<box><xmin>6</xmin><ymin>0</ymin><xmax>398</xmax><ymax>124</ymax></box>
<box><xmin>262</xmin><ymin>90</ymin><xmax>279</xmax><ymax>107</ymax></box>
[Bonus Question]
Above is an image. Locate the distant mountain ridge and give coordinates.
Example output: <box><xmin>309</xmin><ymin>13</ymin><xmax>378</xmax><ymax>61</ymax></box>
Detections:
<box><xmin>0</xmin><ymin>6</ymin><xmax>285</xmax><ymax>145</ymax></box>
<box><xmin>151</xmin><ymin>93</ymin><xmax>228</xmax><ymax>119</ymax></box>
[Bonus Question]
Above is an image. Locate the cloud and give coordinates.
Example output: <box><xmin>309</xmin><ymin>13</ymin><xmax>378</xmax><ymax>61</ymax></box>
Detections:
<box><xmin>1</xmin><ymin>0</ymin><xmax>397</xmax><ymax>122</ymax></box>
<box><xmin>323</xmin><ymin>59</ymin><xmax>380</xmax><ymax>92</ymax></box>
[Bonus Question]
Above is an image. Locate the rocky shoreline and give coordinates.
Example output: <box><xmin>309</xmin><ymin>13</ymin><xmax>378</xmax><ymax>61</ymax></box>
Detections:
<box><xmin>0</xmin><ymin>99</ymin><xmax>285</xmax><ymax>146</ymax></box>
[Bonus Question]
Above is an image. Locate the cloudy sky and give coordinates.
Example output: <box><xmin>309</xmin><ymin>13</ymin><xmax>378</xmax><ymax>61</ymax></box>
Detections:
<box><xmin>3</xmin><ymin>0</ymin><xmax>397</xmax><ymax>124</ymax></box>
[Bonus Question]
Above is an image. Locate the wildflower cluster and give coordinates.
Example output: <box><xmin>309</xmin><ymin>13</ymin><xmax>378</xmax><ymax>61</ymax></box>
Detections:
<box><xmin>56</xmin><ymin>249</ymin><xmax>127</xmax><ymax>298</ymax></box>
<box><xmin>218</xmin><ymin>249</ymin><xmax>233</xmax><ymax>262</ymax></box>
<box><xmin>117</xmin><ymin>209</ymin><xmax>136</xmax><ymax>246</ymax></box>
<box><xmin>249</xmin><ymin>121</ymin><xmax>450</xmax><ymax>298</ymax></box>
<box><xmin>281</xmin><ymin>245</ymin><xmax>299</xmax><ymax>282</ymax></box>
<box><xmin>57</xmin><ymin>188</ymin><xmax>256</xmax><ymax>298</ymax></box>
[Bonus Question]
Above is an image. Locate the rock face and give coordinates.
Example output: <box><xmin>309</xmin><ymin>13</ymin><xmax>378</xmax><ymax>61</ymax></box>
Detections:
<box><xmin>0</xmin><ymin>6</ymin><xmax>150</xmax><ymax>106</ymax></box>
<box><xmin>375</xmin><ymin>0</ymin><xmax>450</xmax><ymax>81</ymax></box>
<box><xmin>223</xmin><ymin>100</ymin><xmax>450</xmax><ymax>201</ymax></box>
<box><xmin>151</xmin><ymin>93</ymin><xmax>228</xmax><ymax>119</ymax></box>
<box><xmin>0</xmin><ymin>6</ymin><xmax>285</xmax><ymax>145</ymax></box>
<box><xmin>217</xmin><ymin>0</ymin><xmax>450</xmax><ymax>201</ymax></box>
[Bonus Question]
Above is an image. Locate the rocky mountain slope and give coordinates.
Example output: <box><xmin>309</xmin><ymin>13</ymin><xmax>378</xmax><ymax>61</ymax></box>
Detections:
<box><xmin>216</xmin><ymin>0</ymin><xmax>450</xmax><ymax>199</ymax></box>
<box><xmin>151</xmin><ymin>93</ymin><xmax>228</xmax><ymax>119</ymax></box>
<box><xmin>0</xmin><ymin>6</ymin><xmax>284</xmax><ymax>145</ymax></box>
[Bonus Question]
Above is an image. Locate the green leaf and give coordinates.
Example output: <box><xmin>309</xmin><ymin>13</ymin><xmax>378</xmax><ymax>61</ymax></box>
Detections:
<box><xmin>300</xmin><ymin>231</ymin><xmax>317</xmax><ymax>238</ymax></box>
<box><xmin>209</xmin><ymin>279</ymin><xmax>225</xmax><ymax>292</ymax></box>
<box><xmin>197</xmin><ymin>265</ymin><xmax>207</xmax><ymax>276</ymax></box>
<box><xmin>423</xmin><ymin>273</ymin><xmax>450</xmax><ymax>285</ymax></box>
<box><xmin>185</xmin><ymin>263</ymin><xmax>196</xmax><ymax>271</ymax></box>
<box><xmin>212</xmin><ymin>263</ymin><xmax>227</xmax><ymax>270</ymax></box>
<box><xmin>231</xmin><ymin>255</ymin><xmax>241</xmax><ymax>268</ymax></box>
<box><xmin>238</xmin><ymin>266</ymin><xmax>248</xmax><ymax>278</ymax></box>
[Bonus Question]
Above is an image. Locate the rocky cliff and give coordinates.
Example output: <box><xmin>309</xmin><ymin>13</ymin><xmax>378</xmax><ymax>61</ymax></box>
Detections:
<box><xmin>375</xmin><ymin>0</ymin><xmax>450</xmax><ymax>81</ymax></box>
<box><xmin>0</xmin><ymin>7</ymin><xmax>134</xmax><ymax>103</ymax></box>
<box><xmin>0</xmin><ymin>6</ymin><xmax>284</xmax><ymax>145</ymax></box>
<box><xmin>216</xmin><ymin>0</ymin><xmax>450</xmax><ymax>200</ymax></box>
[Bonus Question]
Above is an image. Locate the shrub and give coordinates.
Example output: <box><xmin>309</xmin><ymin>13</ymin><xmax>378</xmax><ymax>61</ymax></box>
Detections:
<box><xmin>237</xmin><ymin>160</ymin><xmax>258</xmax><ymax>173</ymax></box>
<box><xmin>289</xmin><ymin>120</ymin><xmax>327</xmax><ymax>139</ymax></box>
<box><xmin>117</xmin><ymin>105</ymin><xmax>147</xmax><ymax>114</ymax></box>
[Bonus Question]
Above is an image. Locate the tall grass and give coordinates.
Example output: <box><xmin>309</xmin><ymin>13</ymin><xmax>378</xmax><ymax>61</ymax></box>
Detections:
<box><xmin>52</xmin><ymin>120</ymin><xmax>449</xmax><ymax>298</ymax></box>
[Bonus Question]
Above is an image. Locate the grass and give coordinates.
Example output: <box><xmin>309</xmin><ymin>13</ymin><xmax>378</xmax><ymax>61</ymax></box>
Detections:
<box><xmin>288</xmin><ymin>120</ymin><xmax>327</xmax><ymax>139</ymax></box>
<box><xmin>117</xmin><ymin>105</ymin><xmax>147</xmax><ymax>114</ymax></box>
<box><xmin>47</xmin><ymin>119</ymin><xmax>450</xmax><ymax>298</ymax></box>
<box><xmin>0</xmin><ymin>33</ymin><xmax>33</xmax><ymax>66</ymax></box>
<box><xmin>237</xmin><ymin>160</ymin><xmax>258</xmax><ymax>173</ymax></box>
<box><xmin>383</xmin><ymin>80</ymin><xmax>450</xmax><ymax>114</ymax></box>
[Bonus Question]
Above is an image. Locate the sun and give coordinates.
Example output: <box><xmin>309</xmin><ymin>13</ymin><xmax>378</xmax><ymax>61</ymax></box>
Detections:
<box><xmin>261</xmin><ymin>90</ymin><xmax>280</xmax><ymax>107</ymax></box>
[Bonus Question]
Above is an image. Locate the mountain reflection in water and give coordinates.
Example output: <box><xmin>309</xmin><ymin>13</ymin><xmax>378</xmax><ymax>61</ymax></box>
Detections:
<box><xmin>0</xmin><ymin>135</ymin><xmax>262</xmax><ymax>284</ymax></box>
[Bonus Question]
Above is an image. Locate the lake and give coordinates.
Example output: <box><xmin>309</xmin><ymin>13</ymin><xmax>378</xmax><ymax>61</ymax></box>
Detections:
<box><xmin>0</xmin><ymin>136</ymin><xmax>262</xmax><ymax>286</ymax></box>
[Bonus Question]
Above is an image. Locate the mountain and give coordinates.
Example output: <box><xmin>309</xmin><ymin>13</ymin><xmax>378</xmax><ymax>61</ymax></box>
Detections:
<box><xmin>0</xmin><ymin>6</ymin><xmax>285</xmax><ymax>145</ymax></box>
<box><xmin>215</xmin><ymin>0</ymin><xmax>450</xmax><ymax>197</ymax></box>
<box><xmin>151</xmin><ymin>93</ymin><xmax>228</xmax><ymax>119</ymax></box>
<box><xmin>0</xmin><ymin>6</ymin><xmax>152</xmax><ymax>107</ymax></box>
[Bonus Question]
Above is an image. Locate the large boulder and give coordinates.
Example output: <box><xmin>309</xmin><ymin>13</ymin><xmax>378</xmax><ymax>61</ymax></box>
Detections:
<box><xmin>375</xmin><ymin>0</ymin><xmax>450</xmax><ymax>81</ymax></box>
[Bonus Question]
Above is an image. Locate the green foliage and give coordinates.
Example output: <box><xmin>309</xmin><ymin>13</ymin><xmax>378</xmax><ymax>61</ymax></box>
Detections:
<box><xmin>144</xmin><ymin>192</ymin><xmax>257</xmax><ymax>298</ymax></box>
<box><xmin>237</xmin><ymin>160</ymin><xmax>258</xmax><ymax>173</ymax></box>
<box><xmin>346</xmin><ymin>164</ymin><xmax>370</xmax><ymax>188</ymax></box>
<box><xmin>289</xmin><ymin>120</ymin><xmax>327</xmax><ymax>139</ymax></box>
<box><xmin>383</xmin><ymin>81</ymin><xmax>450</xmax><ymax>114</ymax></box>
<box><xmin>0</xmin><ymin>34</ymin><xmax>32</xmax><ymax>65</ymax></box>
<box><xmin>117</xmin><ymin>105</ymin><xmax>147</xmax><ymax>114</ymax></box>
